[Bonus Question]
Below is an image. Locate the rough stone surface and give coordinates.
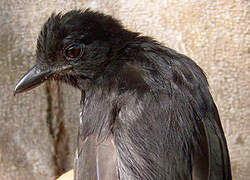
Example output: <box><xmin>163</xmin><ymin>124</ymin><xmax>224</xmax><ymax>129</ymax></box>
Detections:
<box><xmin>0</xmin><ymin>0</ymin><xmax>249</xmax><ymax>179</ymax></box>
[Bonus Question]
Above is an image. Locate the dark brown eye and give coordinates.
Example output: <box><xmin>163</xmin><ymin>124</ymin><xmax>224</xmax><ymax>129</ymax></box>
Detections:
<box><xmin>64</xmin><ymin>44</ymin><xmax>84</xmax><ymax>59</ymax></box>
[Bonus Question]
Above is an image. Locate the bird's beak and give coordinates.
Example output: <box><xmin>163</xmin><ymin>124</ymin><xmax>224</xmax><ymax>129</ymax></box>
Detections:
<box><xmin>14</xmin><ymin>64</ymin><xmax>74</xmax><ymax>95</ymax></box>
<box><xmin>14</xmin><ymin>64</ymin><xmax>53</xmax><ymax>95</ymax></box>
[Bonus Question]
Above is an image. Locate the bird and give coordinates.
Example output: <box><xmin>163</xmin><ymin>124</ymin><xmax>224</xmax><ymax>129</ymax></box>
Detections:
<box><xmin>14</xmin><ymin>9</ymin><xmax>231</xmax><ymax>180</ymax></box>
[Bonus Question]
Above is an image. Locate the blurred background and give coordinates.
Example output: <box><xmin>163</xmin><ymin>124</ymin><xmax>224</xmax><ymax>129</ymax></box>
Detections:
<box><xmin>0</xmin><ymin>0</ymin><xmax>249</xmax><ymax>179</ymax></box>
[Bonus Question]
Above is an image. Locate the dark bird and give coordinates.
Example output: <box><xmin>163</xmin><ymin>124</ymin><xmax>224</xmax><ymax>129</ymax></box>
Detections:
<box><xmin>14</xmin><ymin>9</ymin><xmax>231</xmax><ymax>180</ymax></box>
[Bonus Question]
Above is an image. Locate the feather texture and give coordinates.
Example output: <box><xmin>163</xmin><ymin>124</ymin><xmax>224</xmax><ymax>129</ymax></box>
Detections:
<box><xmin>16</xmin><ymin>9</ymin><xmax>231</xmax><ymax>180</ymax></box>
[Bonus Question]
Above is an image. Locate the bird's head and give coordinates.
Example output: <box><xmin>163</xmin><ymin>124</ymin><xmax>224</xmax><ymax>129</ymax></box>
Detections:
<box><xmin>14</xmin><ymin>9</ymin><xmax>138</xmax><ymax>95</ymax></box>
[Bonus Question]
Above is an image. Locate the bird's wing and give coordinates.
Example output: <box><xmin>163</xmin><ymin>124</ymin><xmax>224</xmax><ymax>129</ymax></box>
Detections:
<box><xmin>115</xmin><ymin>92</ymin><xmax>197</xmax><ymax>180</ymax></box>
<box><xmin>191</xmin><ymin>103</ymin><xmax>232</xmax><ymax>180</ymax></box>
<box><xmin>115</xmin><ymin>90</ymin><xmax>231</xmax><ymax>180</ymax></box>
<box><xmin>114</xmin><ymin>43</ymin><xmax>231</xmax><ymax>179</ymax></box>
<box><xmin>139</xmin><ymin>43</ymin><xmax>232</xmax><ymax>180</ymax></box>
<box><xmin>201</xmin><ymin>103</ymin><xmax>232</xmax><ymax>179</ymax></box>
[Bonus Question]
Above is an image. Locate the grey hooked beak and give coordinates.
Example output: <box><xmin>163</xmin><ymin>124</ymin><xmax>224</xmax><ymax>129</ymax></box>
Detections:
<box><xmin>14</xmin><ymin>64</ymin><xmax>73</xmax><ymax>95</ymax></box>
<box><xmin>14</xmin><ymin>64</ymin><xmax>52</xmax><ymax>95</ymax></box>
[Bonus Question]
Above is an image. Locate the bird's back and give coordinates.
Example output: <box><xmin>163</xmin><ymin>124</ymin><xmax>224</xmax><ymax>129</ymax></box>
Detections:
<box><xmin>74</xmin><ymin>39</ymin><xmax>231</xmax><ymax>179</ymax></box>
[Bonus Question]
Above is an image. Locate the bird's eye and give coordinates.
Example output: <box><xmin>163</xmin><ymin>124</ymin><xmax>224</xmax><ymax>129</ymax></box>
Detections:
<box><xmin>64</xmin><ymin>44</ymin><xmax>85</xmax><ymax>59</ymax></box>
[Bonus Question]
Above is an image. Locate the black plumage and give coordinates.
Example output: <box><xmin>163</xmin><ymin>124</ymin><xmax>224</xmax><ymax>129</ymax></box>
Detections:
<box><xmin>14</xmin><ymin>9</ymin><xmax>231</xmax><ymax>180</ymax></box>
